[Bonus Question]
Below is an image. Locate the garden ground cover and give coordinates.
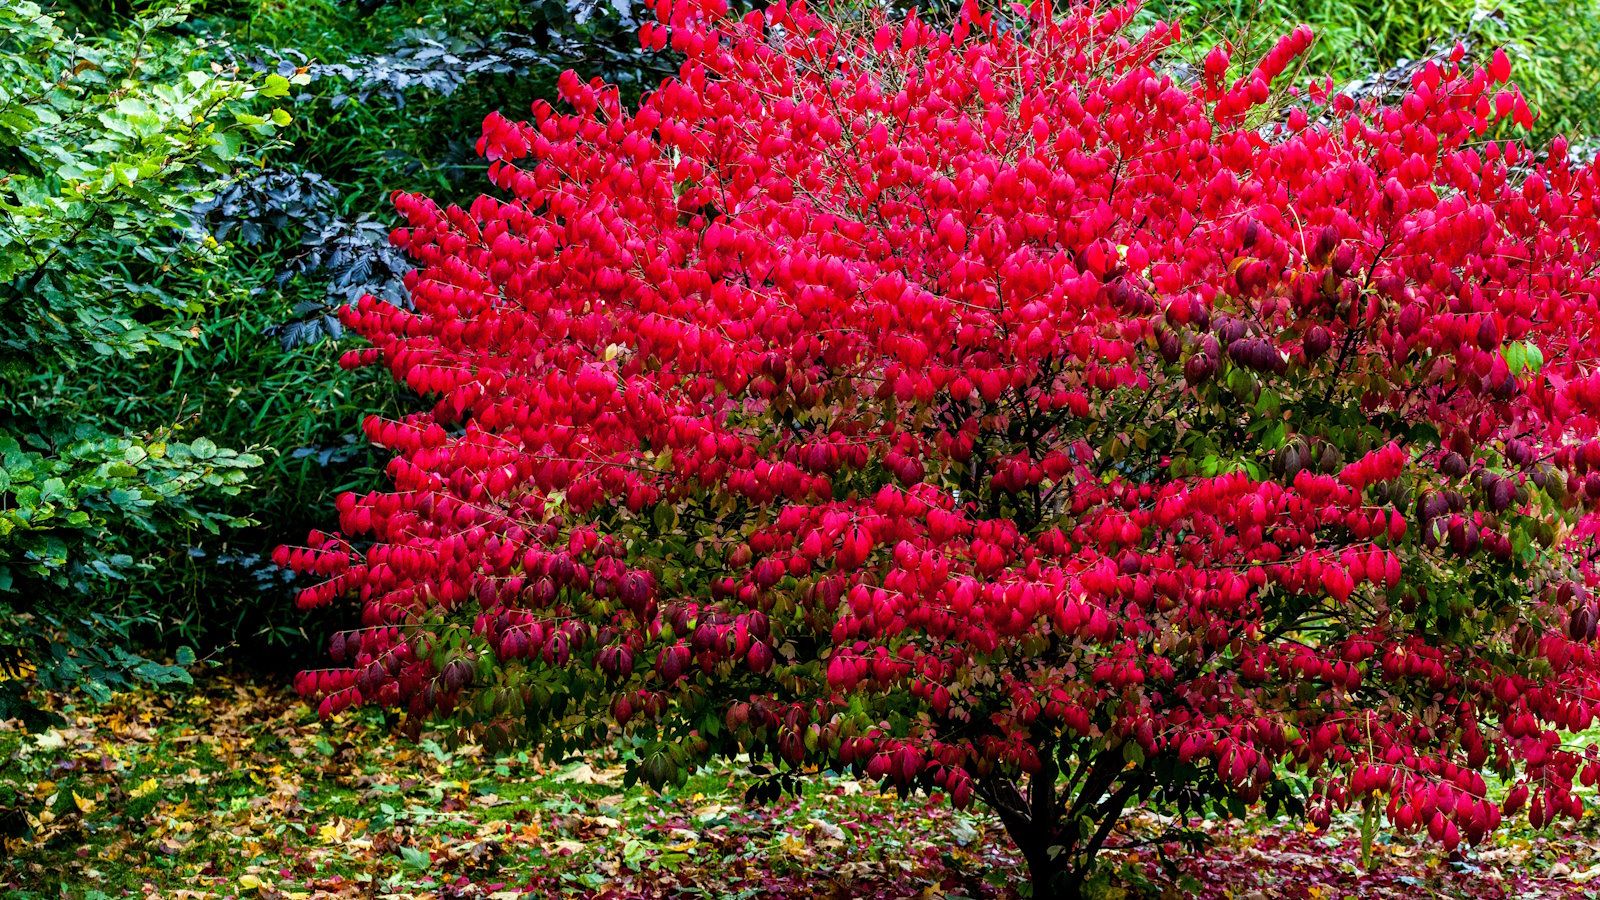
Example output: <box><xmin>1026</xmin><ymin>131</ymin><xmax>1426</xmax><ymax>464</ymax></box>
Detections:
<box><xmin>2</xmin><ymin>674</ymin><xmax>1599</xmax><ymax>899</ymax></box>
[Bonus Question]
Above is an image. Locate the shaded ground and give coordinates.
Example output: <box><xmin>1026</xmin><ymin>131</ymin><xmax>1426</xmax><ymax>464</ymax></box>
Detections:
<box><xmin>2</xmin><ymin>674</ymin><xmax>1598</xmax><ymax>898</ymax></box>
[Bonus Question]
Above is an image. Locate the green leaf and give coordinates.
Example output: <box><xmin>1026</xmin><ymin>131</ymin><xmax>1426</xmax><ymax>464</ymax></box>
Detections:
<box><xmin>39</xmin><ymin>477</ymin><xmax>67</xmax><ymax>503</ymax></box>
<box><xmin>213</xmin><ymin>130</ymin><xmax>244</xmax><ymax>160</ymax></box>
<box><xmin>262</xmin><ymin>73</ymin><xmax>292</xmax><ymax>98</ymax></box>
<box><xmin>1503</xmin><ymin>340</ymin><xmax>1545</xmax><ymax>376</ymax></box>
<box><xmin>1525</xmin><ymin>342</ymin><xmax>1544</xmax><ymax>373</ymax></box>
<box><xmin>1406</xmin><ymin>421</ymin><xmax>1440</xmax><ymax>447</ymax></box>
<box><xmin>653</xmin><ymin>502</ymin><xmax>678</xmax><ymax>534</ymax></box>
<box><xmin>1503</xmin><ymin>341</ymin><xmax>1527</xmax><ymax>374</ymax></box>
<box><xmin>398</xmin><ymin>845</ymin><xmax>431</xmax><ymax>870</ymax></box>
<box><xmin>1261</xmin><ymin>421</ymin><xmax>1286</xmax><ymax>450</ymax></box>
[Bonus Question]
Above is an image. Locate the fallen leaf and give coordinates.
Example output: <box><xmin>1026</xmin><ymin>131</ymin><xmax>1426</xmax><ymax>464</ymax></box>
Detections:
<box><xmin>555</xmin><ymin>763</ymin><xmax>621</xmax><ymax>785</ymax></box>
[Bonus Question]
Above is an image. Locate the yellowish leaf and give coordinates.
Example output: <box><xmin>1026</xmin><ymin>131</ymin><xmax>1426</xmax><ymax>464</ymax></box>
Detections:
<box><xmin>778</xmin><ymin>831</ymin><xmax>809</xmax><ymax>857</ymax></box>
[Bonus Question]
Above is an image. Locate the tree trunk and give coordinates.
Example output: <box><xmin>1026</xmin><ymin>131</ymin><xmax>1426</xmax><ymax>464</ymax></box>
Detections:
<box><xmin>986</xmin><ymin>749</ymin><xmax>1146</xmax><ymax>899</ymax></box>
<box><xmin>1026</xmin><ymin>846</ymin><xmax>1066</xmax><ymax>899</ymax></box>
<box><xmin>1016</xmin><ymin>832</ymin><xmax>1102</xmax><ymax>900</ymax></box>
<box><xmin>995</xmin><ymin>784</ymin><xmax>1081</xmax><ymax>899</ymax></box>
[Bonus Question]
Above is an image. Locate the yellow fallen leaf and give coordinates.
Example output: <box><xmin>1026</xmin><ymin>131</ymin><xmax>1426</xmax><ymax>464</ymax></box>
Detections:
<box><xmin>808</xmin><ymin>818</ymin><xmax>846</xmax><ymax>845</ymax></box>
<box><xmin>72</xmin><ymin>791</ymin><xmax>96</xmax><ymax>814</ymax></box>
<box><xmin>129</xmin><ymin>778</ymin><xmax>158</xmax><ymax>800</ymax></box>
<box><xmin>238</xmin><ymin>874</ymin><xmax>262</xmax><ymax>890</ymax></box>
<box><xmin>778</xmin><ymin>831</ymin><xmax>809</xmax><ymax>857</ymax></box>
<box><xmin>0</xmin><ymin>657</ymin><xmax>37</xmax><ymax>682</ymax></box>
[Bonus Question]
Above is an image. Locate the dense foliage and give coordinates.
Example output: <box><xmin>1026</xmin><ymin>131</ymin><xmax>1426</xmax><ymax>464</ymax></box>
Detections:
<box><xmin>0</xmin><ymin>0</ymin><xmax>567</xmax><ymax>683</ymax></box>
<box><xmin>0</xmin><ymin>1</ymin><xmax>287</xmax><ymax>717</ymax></box>
<box><xmin>0</xmin><ymin>0</ymin><xmax>691</xmax><ymax>715</ymax></box>
<box><xmin>288</xmin><ymin>0</ymin><xmax>1600</xmax><ymax>893</ymax></box>
<box><xmin>105</xmin><ymin>0</ymin><xmax>665</xmax><ymax>652</ymax></box>
<box><xmin>1157</xmin><ymin>0</ymin><xmax>1600</xmax><ymax>142</ymax></box>
<box><xmin>2</xmin><ymin>0</ymin><xmax>1593</xmax><ymax>698</ymax></box>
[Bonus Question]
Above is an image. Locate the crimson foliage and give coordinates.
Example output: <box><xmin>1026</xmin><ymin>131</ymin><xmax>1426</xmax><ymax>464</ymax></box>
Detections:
<box><xmin>285</xmin><ymin>1</ymin><xmax>1600</xmax><ymax>892</ymax></box>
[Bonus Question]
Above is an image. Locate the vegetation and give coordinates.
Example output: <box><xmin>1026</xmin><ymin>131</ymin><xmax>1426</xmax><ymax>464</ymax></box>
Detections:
<box><xmin>286</xmin><ymin>1</ymin><xmax>1600</xmax><ymax>895</ymax></box>
<box><xmin>4</xmin><ymin>0</ymin><xmax>1600</xmax><ymax>896</ymax></box>
<box><xmin>1154</xmin><ymin>0</ymin><xmax>1600</xmax><ymax>141</ymax></box>
<box><xmin>6</xmin><ymin>673</ymin><xmax>1600</xmax><ymax>897</ymax></box>
<box><xmin>0</xmin><ymin>1</ymin><xmax>280</xmax><ymax>720</ymax></box>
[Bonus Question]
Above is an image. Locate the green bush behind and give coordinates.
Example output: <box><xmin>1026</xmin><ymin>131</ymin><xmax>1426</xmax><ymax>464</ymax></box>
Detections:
<box><xmin>0</xmin><ymin>1</ymin><xmax>285</xmax><ymax>717</ymax></box>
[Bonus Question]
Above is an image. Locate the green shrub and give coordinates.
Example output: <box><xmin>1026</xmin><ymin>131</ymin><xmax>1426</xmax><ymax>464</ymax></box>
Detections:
<box><xmin>0</xmin><ymin>0</ymin><xmax>578</xmax><ymax>671</ymax></box>
<box><xmin>0</xmin><ymin>1</ymin><xmax>285</xmax><ymax>716</ymax></box>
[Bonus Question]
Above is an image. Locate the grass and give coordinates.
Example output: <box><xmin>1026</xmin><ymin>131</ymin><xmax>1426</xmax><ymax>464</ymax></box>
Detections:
<box><xmin>0</xmin><ymin>674</ymin><xmax>1013</xmax><ymax>899</ymax></box>
<box><xmin>4</xmin><ymin>672</ymin><xmax>1600</xmax><ymax>898</ymax></box>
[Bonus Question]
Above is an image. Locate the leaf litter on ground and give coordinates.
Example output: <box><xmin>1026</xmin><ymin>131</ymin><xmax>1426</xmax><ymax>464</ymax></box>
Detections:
<box><xmin>1</xmin><ymin>673</ymin><xmax>1598</xmax><ymax>899</ymax></box>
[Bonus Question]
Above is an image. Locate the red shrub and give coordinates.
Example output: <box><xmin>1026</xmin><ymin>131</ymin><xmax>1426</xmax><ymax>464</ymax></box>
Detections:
<box><xmin>286</xmin><ymin>0</ymin><xmax>1600</xmax><ymax>892</ymax></box>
